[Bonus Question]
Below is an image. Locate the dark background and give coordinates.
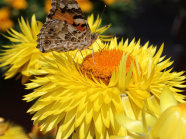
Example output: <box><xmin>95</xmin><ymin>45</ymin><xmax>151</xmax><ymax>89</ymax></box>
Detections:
<box><xmin>0</xmin><ymin>0</ymin><xmax>186</xmax><ymax>132</ymax></box>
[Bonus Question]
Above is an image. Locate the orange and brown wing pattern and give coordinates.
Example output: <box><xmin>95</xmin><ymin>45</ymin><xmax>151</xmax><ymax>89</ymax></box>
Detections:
<box><xmin>47</xmin><ymin>0</ymin><xmax>87</xmax><ymax>31</ymax></box>
<box><xmin>36</xmin><ymin>0</ymin><xmax>93</xmax><ymax>53</ymax></box>
<box><xmin>52</xmin><ymin>9</ymin><xmax>87</xmax><ymax>32</ymax></box>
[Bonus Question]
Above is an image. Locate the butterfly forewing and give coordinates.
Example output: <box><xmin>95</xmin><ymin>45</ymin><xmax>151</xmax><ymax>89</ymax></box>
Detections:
<box><xmin>37</xmin><ymin>0</ymin><xmax>96</xmax><ymax>53</ymax></box>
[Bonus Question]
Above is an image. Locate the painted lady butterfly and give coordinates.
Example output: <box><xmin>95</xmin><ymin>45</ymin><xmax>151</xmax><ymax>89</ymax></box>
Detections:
<box><xmin>37</xmin><ymin>0</ymin><xmax>98</xmax><ymax>53</ymax></box>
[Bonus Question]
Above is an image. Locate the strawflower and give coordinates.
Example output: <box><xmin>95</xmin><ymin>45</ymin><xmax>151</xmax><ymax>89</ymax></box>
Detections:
<box><xmin>150</xmin><ymin>89</ymin><xmax>186</xmax><ymax>139</ymax></box>
<box><xmin>45</xmin><ymin>0</ymin><xmax>51</xmax><ymax>13</ymax></box>
<box><xmin>104</xmin><ymin>0</ymin><xmax>116</xmax><ymax>5</ymax></box>
<box><xmin>76</xmin><ymin>0</ymin><xmax>93</xmax><ymax>12</ymax></box>
<box><xmin>28</xmin><ymin>124</ymin><xmax>56</xmax><ymax>138</ymax></box>
<box><xmin>24</xmin><ymin>37</ymin><xmax>185</xmax><ymax>138</ymax></box>
<box><xmin>0</xmin><ymin>15</ymin><xmax>47</xmax><ymax>83</ymax></box>
<box><xmin>45</xmin><ymin>0</ymin><xmax>93</xmax><ymax>13</ymax></box>
<box><xmin>0</xmin><ymin>8</ymin><xmax>14</xmax><ymax>31</ymax></box>
<box><xmin>115</xmin><ymin>88</ymin><xmax>186</xmax><ymax>139</ymax></box>
<box><xmin>0</xmin><ymin>118</ymin><xmax>29</xmax><ymax>139</ymax></box>
<box><xmin>103</xmin><ymin>0</ymin><xmax>130</xmax><ymax>5</ymax></box>
<box><xmin>5</xmin><ymin>0</ymin><xmax>27</xmax><ymax>10</ymax></box>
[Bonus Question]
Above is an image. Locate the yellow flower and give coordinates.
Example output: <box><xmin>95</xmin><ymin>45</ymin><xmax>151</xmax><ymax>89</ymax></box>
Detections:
<box><xmin>45</xmin><ymin>0</ymin><xmax>93</xmax><ymax>13</ymax></box>
<box><xmin>28</xmin><ymin>124</ymin><xmax>56</xmax><ymax>138</ymax></box>
<box><xmin>151</xmin><ymin>103</ymin><xmax>186</xmax><ymax>139</ymax></box>
<box><xmin>115</xmin><ymin>88</ymin><xmax>186</xmax><ymax>139</ymax></box>
<box><xmin>0</xmin><ymin>15</ymin><xmax>47</xmax><ymax>83</ymax></box>
<box><xmin>0</xmin><ymin>19</ymin><xmax>14</xmax><ymax>32</ymax></box>
<box><xmin>150</xmin><ymin>89</ymin><xmax>186</xmax><ymax>139</ymax></box>
<box><xmin>77</xmin><ymin>0</ymin><xmax>93</xmax><ymax>12</ymax></box>
<box><xmin>103</xmin><ymin>0</ymin><xmax>116</xmax><ymax>5</ymax></box>
<box><xmin>12</xmin><ymin>0</ymin><xmax>27</xmax><ymax>10</ymax></box>
<box><xmin>24</xmin><ymin>36</ymin><xmax>185</xmax><ymax>138</ymax></box>
<box><xmin>0</xmin><ymin>119</ymin><xmax>29</xmax><ymax>139</ymax></box>
<box><xmin>0</xmin><ymin>8</ymin><xmax>14</xmax><ymax>31</ymax></box>
<box><xmin>45</xmin><ymin>0</ymin><xmax>51</xmax><ymax>13</ymax></box>
<box><xmin>103</xmin><ymin>0</ymin><xmax>130</xmax><ymax>5</ymax></box>
<box><xmin>0</xmin><ymin>8</ymin><xmax>10</xmax><ymax>20</ymax></box>
<box><xmin>5</xmin><ymin>0</ymin><xmax>27</xmax><ymax>10</ymax></box>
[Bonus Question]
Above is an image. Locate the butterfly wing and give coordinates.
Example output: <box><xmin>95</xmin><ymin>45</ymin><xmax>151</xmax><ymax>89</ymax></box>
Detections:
<box><xmin>37</xmin><ymin>0</ymin><xmax>92</xmax><ymax>53</ymax></box>
<box><xmin>47</xmin><ymin>0</ymin><xmax>85</xmax><ymax>21</ymax></box>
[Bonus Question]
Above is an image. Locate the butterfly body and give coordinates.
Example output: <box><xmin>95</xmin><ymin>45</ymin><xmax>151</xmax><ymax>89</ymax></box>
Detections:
<box><xmin>37</xmin><ymin>0</ymin><xmax>97</xmax><ymax>53</ymax></box>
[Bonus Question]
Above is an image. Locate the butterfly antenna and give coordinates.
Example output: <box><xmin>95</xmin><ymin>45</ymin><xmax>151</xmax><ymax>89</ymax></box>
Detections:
<box><xmin>95</xmin><ymin>5</ymin><xmax>107</xmax><ymax>33</ymax></box>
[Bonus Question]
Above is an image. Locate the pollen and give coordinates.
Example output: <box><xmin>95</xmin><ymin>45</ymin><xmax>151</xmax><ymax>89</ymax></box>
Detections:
<box><xmin>80</xmin><ymin>49</ymin><xmax>131</xmax><ymax>85</ymax></box>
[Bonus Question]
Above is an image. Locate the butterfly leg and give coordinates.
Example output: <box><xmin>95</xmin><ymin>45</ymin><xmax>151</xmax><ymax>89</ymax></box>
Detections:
<box><xmin>71</xmin><ymin>49</ymin><xmax>84</xmax><ymax>62</ymax></box>
<box><xmin>72</xmin><ymin>49</ymin><xmax>79</xmax><ymax>64</ymax></box>
<box><xmin>87</xmin><ymin>48</ymin><xmax>97</xmax><ymax>68</ymax></box>
<box><xmin>79</xmin><ymin>51</ymin><xmax>84</xmax><ymax>59</ymax></box>
<box><xmin>95</xmin><ymin>41</ymin><xmax>104</xmax><ymax>52</ymax></box>
<box><xmin>100</xmin><ymin>42</ymin><xmax>108</xmax><ymax>52</ymax></box>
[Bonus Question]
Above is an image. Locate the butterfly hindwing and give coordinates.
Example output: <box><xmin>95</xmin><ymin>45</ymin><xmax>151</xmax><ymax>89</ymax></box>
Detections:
<box><xmin>37</xmin><ymin>19</ymin><xmax>91</xmax><ymax>52</ymax></box>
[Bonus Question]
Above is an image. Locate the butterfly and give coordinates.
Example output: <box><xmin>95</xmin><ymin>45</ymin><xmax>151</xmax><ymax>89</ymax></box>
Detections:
<box><xmin>37</xmin><ymin>0</ymin><xmax>98</xmax><ymax>53</ymax></box>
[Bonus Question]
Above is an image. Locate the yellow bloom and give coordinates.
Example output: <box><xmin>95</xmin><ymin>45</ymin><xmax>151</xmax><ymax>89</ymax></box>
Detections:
<box><xmin>5</xmin><ymin>0</ymin><xmax>27</xmax><ymax>10</ymax></box>
<box><xmin>12</xmin><ymin>0</ymin><xmax>27</xmax><ymax>10</ymax></box>
<box><xmin>151</xmin><ymin>103</ymin><xmax>186</xmax><ymax>139</ymax></box>
<box><xmin>28</xmin><ymin>124</ymin><xmax>56</xmax><ymax>138</ymax></box>
<box><xmin>115</xmin><ymin>88</ymin><xmax>186</xmax><ymax>139</ymax></box>
<box><xmin>0</xmin><ymin>19</ymin><xmax>14</xmax><ymax>32</ymax></box>
<box><xmin>45</xmin><ymin>0</ymin><xmax>93</xmax><ymax>13</ymax></box>
<box><xmin>0</xmin><ymin>15</ymin><xmax>47</xmax><ymax>83</ymax></box>
<box><xmin>24</xmin><ymin>36</ymin><xmax>185</xmax><ymax>138</ymax></box>
<box><xmin>104</xmin><ymin>0</ymin><xmax>116</xmax><ymax>5</ymax></box>
<box><xmin>0</xmin><ymin>8</ymin><xmax>14</xmax><ymax>31</ymax></box>
<box><xmin>0</xmin><ymin>8</ymin><xmax>10</xmax><ymax>19</ymax></box>
<box><xmin>0</xmin><ymin>119</ymin><xmax>29</xmax><ymax>139</ymax></box>
<box><xmin>103</xmin><ymin>0</ymin><xmax>130</xmax><ymax>5</ymax></box>
<box><xmin>45</xmin><ymin>0</ymin><xmax>51</xmax><ymax>13</ymax></box>
<box><xmin>77</xmin><ymin>0</ymin><xmax>93</xmax><ymax>12</ymax></box>
<box><xmin>150</xmin><ymin>90</ymin><xmax>186</xmax><ymax>139</ymax></box>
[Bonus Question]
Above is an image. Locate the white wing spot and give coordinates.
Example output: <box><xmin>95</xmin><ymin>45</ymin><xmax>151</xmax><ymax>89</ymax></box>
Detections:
<box><xmin>67</xmin><ymin>4</ymin><xmax>79</xmax><ymax>9</ymax></box>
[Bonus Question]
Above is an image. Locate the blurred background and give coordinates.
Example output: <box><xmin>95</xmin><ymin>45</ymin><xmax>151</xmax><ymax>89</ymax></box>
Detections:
<box><xmin>0</xmin><ymin>0</ymin><xmax>186</xmax><ymax>136</ymax></box>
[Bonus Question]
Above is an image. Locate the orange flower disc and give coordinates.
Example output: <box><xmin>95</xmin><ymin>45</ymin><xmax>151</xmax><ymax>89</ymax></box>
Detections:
<box><xmin>80</xmin><ymin>49</ymin><xmax>131</xmax><ymax>85</ymax></box>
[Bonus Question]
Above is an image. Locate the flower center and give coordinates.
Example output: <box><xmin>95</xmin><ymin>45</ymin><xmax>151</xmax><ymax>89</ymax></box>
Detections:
<box><xmin>80</xmin><ymin>49</ymin><xmax>131</xmax><ymax>85</ymax></box>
